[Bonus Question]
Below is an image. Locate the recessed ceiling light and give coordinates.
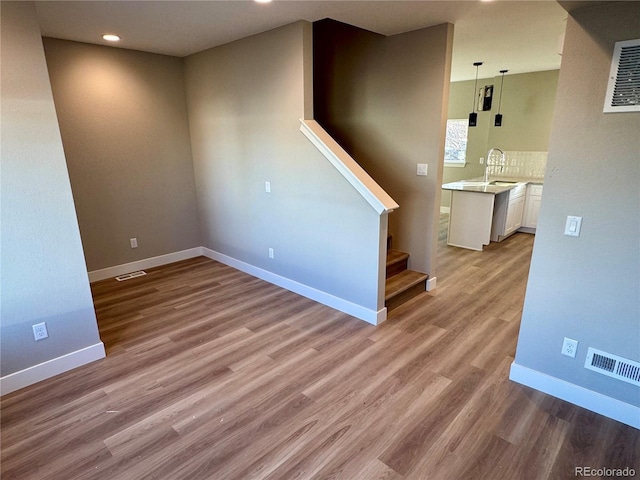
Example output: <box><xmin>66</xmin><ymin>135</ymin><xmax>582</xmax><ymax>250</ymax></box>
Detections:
<box><xmin>255</xmin><ymin>0</ymin><xmax>272</xmax><ymax>3</ymax></box>
<box><xmin>102</xmin><ymin>34</ymin><xmax>120</xmax><ymax>42</ymax></box>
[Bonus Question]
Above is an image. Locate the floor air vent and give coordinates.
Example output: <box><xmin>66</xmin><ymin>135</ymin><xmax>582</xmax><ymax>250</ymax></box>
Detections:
<box><xmin>584</xmin><ymin>347</ymin><xmax>640</xmax><ymax>387</ymax></box>
<box><xmin>115</xmin><ymin>271</ymin><xmax>147</xmax><ymax>282</ymax></box>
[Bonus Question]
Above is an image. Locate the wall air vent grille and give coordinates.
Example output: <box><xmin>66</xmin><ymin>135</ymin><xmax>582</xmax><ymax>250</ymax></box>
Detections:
<box><xmin>115</xmin><ymin>271</ymin><xmax>146</xmax><ymax>282</ymax></box>
<box><xmin>603</xmin><ymin>38</ymin><xmax>640</xmax><ymax>113</ymax></box>
<box><xmin>584</xmin><ymin>347</ymin><xmax>640</xmax><ymax>387</ymax></box>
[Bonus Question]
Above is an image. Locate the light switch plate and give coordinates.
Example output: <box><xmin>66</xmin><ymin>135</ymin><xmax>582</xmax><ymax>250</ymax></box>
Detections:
<box><xmin>417</xmin><ymin>164</ymin><xmax>428</xmax><ymax>176</ymax></box>
<box><xmin>564</xmin><ymin>215</ymin><xmax>582</xmax><ymax>237</ymax></box>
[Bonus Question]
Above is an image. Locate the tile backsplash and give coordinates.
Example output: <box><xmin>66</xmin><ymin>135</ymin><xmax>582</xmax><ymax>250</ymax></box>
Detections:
<box><xmin>486</xmin><ymin>151</ymin><xmax>547</xmax><ymax>179</ymax></box>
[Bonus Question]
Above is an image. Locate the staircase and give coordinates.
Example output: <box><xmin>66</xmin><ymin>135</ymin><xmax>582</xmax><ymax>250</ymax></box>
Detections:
<box><xmin>299</xmin><ymin>120</ymin><xmax>425</xmax><ymax>317</ymax></box>
<box><xmin>385</xmin><ymin>236</ymin><xmax>429</xmax><ymax>311</ymax></box>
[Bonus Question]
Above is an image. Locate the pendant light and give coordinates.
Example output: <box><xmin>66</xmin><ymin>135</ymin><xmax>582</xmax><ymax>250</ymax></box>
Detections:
<box><xmin>469</xmin><ymin>62</ymin><xmax>483</xmax><ymax>127</ymax></box>
<box><xmin>494</xmin><ymin>69</ymin><xmax>508</xmax><ymax>126</ymax></box>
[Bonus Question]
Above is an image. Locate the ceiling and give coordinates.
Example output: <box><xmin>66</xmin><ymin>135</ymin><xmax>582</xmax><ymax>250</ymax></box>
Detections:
<box><xmin>34</xmin><ymin>0</ymin><xmax>570</xmax><ymax>82</ymax></box>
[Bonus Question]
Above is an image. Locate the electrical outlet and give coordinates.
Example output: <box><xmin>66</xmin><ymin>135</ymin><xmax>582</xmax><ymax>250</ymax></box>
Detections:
<box><xmin>479</xmin><ymin>157</ymin><xmax>485</xmax><ymax>165</ymax></box>
<box><xmin>32</xmin><ymin>322</ymin><xmax>48</xmax><ymax>341</ymax></box>
<box><xmin>561</xmin><ymin>337</ymin><xmax>578</xmax><ymax>358</ymax></box>
<box><xmin>130</xmin><ymin>238</ymin><xmax>138</xmax><ymax>248</ymax></box>
<box><xmin>265</xmin><ymin>181</ymin><xmax>271</xmax><ymax>193</ymax></box>
<box><xmin>268</xmin><ymin>248</ymin><xmax>274</xmax><ymax>259</ymax></box>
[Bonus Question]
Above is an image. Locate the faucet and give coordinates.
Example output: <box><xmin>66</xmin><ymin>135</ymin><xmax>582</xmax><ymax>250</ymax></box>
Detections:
<box><xmin>484</xmin><ymin>148</ymin><xmax>505</xmax><ymax>183</ymax></box>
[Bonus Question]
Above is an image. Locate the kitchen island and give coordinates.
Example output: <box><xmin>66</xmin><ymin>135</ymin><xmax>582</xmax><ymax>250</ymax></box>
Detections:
<box><xmin>442</xmin><ymin>178</ymin><xmax>542</xmax><ymax>251</ymax></box>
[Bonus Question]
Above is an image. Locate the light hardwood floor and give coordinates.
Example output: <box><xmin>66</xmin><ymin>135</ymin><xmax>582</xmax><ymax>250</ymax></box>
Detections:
<box><xmin>2</xmin><ymin>218</ymin><xmax>638</xmax><ymax>479</ymax></box>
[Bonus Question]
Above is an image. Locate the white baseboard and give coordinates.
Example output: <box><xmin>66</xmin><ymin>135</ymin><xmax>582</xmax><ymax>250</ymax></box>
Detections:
<box><xmin>1</xmin><ymin>342</ymin><xmax>106</xmax><ymax>396</ymax></box>
<box><xmin>509</xmin><ymin>362</ymin><xmax>640</xmax><ymax>429</ymax></box>
<box><xmin>88</xmin><ymin>247</ymin><xmax>203</xmax><ymax>282</ymax></box>
<box><xmin>87</xmin><ymin>246</ymin><xmax>386</xmax><ymax>324</ymax></box>
<box><xmin>202</xmin><ymin>247</ymin><xmax>386</xmax><ymax>325</ymax></box>
<box><xmin>426</xmin><ymin>276</ymin><xmax>436</xmax><ymax>291</ymax></box>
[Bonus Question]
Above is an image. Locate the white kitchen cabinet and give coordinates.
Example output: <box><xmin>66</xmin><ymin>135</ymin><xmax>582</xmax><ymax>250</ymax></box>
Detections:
<box><xmin>447</xmin><ymin>190</ymin><xmax>496</xmax><ymax>251</ymax></box>
<box><xmin>521</xmin><ymin>184</ymin><xmax>543</xmax><ymax>232</ymax></box>
<box><xmin>505</xmin><ymin>193</ymin><xmax>526</xmax><ymax>234</ymax></box>
<box><xmin>491</xmin><ymin>183</ymin><xmax>526</xmax><ymax>242</ymax></box>
<box><xmin>443</xmin><ymin>179</ymin><xmax>537</xmax><ymax>251</ymax></box>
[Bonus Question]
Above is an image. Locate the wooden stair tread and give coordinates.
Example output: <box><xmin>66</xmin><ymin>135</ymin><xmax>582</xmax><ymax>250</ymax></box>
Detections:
<box><xmin>385</xmin><ymin>269</ymin><xmax>428</xmax><ymax>300</ymax></box>
<box><xmin>385</xmin><ymin>241</ymin><xmax>425</xmax><ymax>310</ymax></box>
<box><xmin>386</xmin><ymin>249</ymin><xmax>410</xmax><ymax>266</ymax></box>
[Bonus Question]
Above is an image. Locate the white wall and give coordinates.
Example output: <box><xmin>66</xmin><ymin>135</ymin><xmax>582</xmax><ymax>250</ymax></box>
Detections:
<box><xmin>183</xmin><ymin>21</ymin><xmax>385</xmax><ymax>319</ymax></box>
<box><xmin>512</xmin><ymin>2</ymin><xmax>640</xmax><ymax>420</ymax></box>
<box><xmin>1</xmin><ymin>2</ymin><xmax>104</xmax><ymax>384</ymax></box>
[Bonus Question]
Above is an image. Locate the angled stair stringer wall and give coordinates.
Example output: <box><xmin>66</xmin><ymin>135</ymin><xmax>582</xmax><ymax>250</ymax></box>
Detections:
<box><xmin>299</xmin><ymin>119</ymin><xmax>398</xmax><ymax>324</ymax></box>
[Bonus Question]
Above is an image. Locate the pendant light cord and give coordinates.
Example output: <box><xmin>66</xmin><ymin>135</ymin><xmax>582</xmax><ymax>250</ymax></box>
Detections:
<box><xmin>497</xmin><ymin>70</ymin><xmax>508</xmax><ymax>114</ymax></box>
<box><xmin>472</xmin><ymin>63</ymin><xmax>482</xmax><ymax>113</ymax></box>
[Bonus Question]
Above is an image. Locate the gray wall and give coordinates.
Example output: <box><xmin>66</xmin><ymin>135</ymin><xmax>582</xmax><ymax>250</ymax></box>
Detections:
<box><xmin>183</xmin><ymin>21</ymin><xmax>383</xmax><ymax>312</ymax></box>
<box><xmin>313</xmin><ymin>19</ymin><xmax>454</xmax><ymax>277</ymax></box>
<box><xmin>42</xmin><ymin>38</ymin><xmax>201</xmax><ymax>272</ymax></box>
<box><xmin>514</xmin><ymin>2</ymin><xmax>640</xmax><ymax>406</ymax></box>
<box><xmin>442</xmin><ymin>70</ymin><xmax>559</xmax><ymax>207</ymax></box>
<box><xmin>1</xmin><ymin>2</ymin><xmax>103</xmax><ymax>376</ymax></box>
<box><xmin>487</xmin><ymin>70</ymin><xmax>559</xmax><ymax>151</ymax></box>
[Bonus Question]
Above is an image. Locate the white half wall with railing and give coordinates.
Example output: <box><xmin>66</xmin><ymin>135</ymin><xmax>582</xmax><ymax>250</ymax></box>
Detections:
<box><xmin>299</xmin><ymin>119</ymin><xmax>399</xmax><ymax>215</ymax></box>
<box><xmin>298</xmin><ymin>118</ymin><xmax>399</xmax><ymax>324</ymax></box>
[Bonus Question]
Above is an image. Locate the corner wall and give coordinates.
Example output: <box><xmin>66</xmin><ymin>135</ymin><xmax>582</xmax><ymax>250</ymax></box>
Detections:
<box><xmin>183</xmin><ymin>21</ymin><xmax>385</xmax><ymax>320</ymax></box>
<box><xmin>511</xmin><ymin>2</ymin><xmax>640</xmax><ymax>425</ymax></box>
<box><xmin>313</xmin><ymin>19</ymin><xmax>454</xmax><ymax>277</ymax></box>
<box><xmin>1</xmin><ymin>2</ymin><xmax>104</xmax><ymax>389</ymax></box>
<box><xmin>42</xmin><ymin>38</ymin><xmax>201</xmax><ymax>272</ymax></box>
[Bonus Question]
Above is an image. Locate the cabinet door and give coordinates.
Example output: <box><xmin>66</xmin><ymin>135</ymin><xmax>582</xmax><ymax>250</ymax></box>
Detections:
<box><xmin>525</xmin><ymin>196</ymin><xmax>542</xmax><ymax>228</ymax></box>
<box><xmin>505</xmin><ymin>195</ymin><xmax>525</xmax><ymax>235</ymax></box>
<box><xmin>523</xmin><ymin>195</ymin><xmax>533</xmax><ymax>228</ymax></box>
<box><xmin>522</xmin><ymin>185</ymin><xmax>543</xmax><ymax>229</ymax></box>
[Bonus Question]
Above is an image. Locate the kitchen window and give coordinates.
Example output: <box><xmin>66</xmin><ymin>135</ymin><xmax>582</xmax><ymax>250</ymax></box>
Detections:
<box><xmin>444</xmin><ymin>119</ymin><xmax>468</xmax><ymax>167</ymax></box>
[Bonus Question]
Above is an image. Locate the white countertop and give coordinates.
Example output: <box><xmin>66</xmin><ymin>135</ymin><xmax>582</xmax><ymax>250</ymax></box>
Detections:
<box><xmin>442</xmin><ymin>177</ymin><xmax>543</xmax><ymax>195</ymax></box>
